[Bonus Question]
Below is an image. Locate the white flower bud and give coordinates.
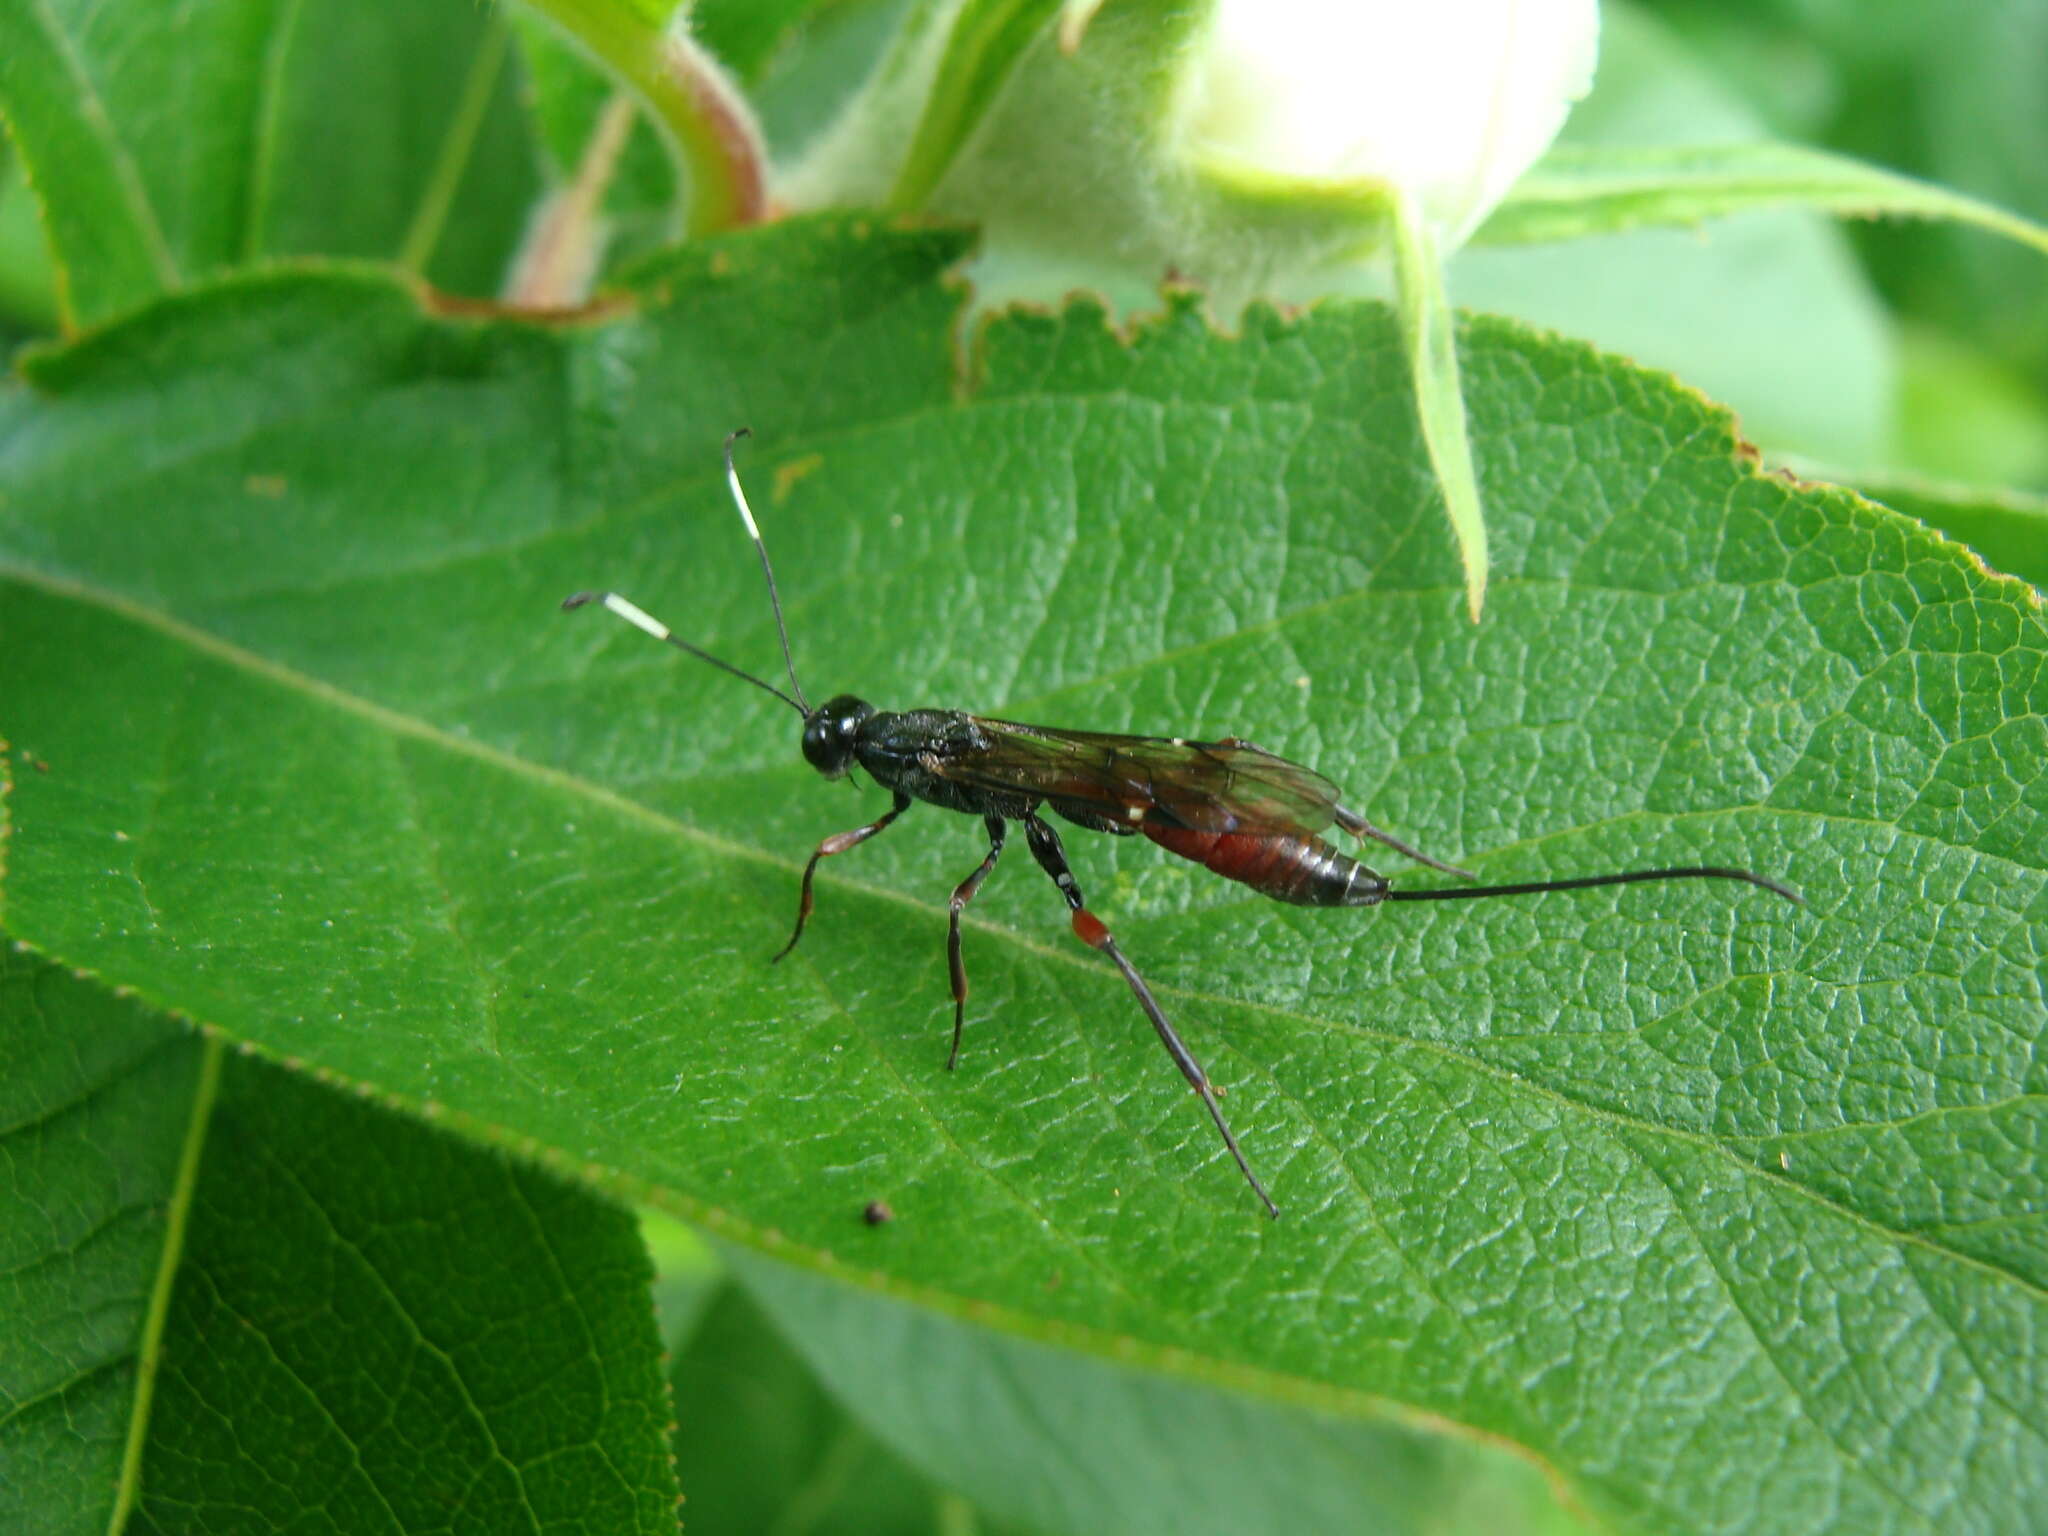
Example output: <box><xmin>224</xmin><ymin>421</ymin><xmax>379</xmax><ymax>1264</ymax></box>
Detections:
<box><xmin>1186</xmin><ymin>0</ymin><xmax>1600</xmax><ymax>245</ymax></box>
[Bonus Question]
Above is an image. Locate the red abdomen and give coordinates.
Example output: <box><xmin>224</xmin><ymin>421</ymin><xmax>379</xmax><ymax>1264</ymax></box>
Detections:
<box><xmin>1141</xmin><ymin>822</ymin><xmax>1386</xmax><ymax>907</ymax></box>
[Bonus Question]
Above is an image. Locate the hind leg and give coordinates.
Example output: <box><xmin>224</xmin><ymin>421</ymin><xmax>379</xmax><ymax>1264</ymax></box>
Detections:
<box><xmin>1022</xmin><ymin>811</ymin><xmax>1279</xmax><ymax>1218</ymax></box>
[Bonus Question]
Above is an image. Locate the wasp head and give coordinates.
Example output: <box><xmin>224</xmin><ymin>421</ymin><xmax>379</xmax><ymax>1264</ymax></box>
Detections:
<box><xmin>801</xmin><ymin>695</ymin><xmax>873</xmax><ymax>778</ymax></box>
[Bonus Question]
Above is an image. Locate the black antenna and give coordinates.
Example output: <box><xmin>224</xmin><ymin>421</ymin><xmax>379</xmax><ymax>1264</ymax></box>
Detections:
<box><xmin>560</xmin><ymin>590</ymin><xmax>807</xmax><ymax>714</ymax></box>
<box><xmin>561</xmin><ymin>428</ymin><xmax>815</xmax><ymax>717</ymax></box>
<box><xmin>1386</xmin><ymin>865</ymin><xmax>1802</xmax><ymax>903</ymax></box>
<box><xmin>724</xmin><ymin>428</ymin><xmax>810</xmax><ymax>712</ymax></box>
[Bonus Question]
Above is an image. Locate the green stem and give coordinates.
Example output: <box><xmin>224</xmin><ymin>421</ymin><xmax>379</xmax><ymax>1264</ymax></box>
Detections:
<box><xmin>888</xmin><ymin>0</ymin><xmax>1064</xmax><ymax>212</ymax></box>
<box><xmin>1391</xmin><ymin>187</ymin><xmax>1489</xmax><ymax>623</ymax></box>
<box><xmin>504</xmin><ymin>90</ymin><xmax>639</xmax><ymax>306</ymax></box>
<box><xmin>519</xmin><ymin>0</ymin><xmax>767</xmax><ymax>236</ymax></box>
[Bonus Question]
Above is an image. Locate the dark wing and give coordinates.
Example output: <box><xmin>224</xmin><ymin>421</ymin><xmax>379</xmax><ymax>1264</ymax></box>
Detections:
<box><xmin>931</xmin><ymin>717</ymin><xmax>1340</xmax><ymax>835</ymax></box>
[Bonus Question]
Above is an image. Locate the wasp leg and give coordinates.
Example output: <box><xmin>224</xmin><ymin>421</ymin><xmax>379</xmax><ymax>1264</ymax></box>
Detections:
<box><xmin>945</xmin><ymin>816</ymin><xmax>1008</xmax><ymax>1072</ymax></box>
<box><xmin>1021</xmin><ymin>810</ymin><xmax>1280</xmax><ymax>1218</ymax></box>
<box><xmin>773</xmin><ymin>791</ymin><xmax>912</xmax><ymax>963</ymax></box>
<box><xmin>1332</xmin><ymin>803</ymin><xmax>1476</xmax><ymax>880</ymax></box>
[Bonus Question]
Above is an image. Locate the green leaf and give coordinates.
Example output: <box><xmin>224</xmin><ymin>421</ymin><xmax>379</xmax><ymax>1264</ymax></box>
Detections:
<box><xmin>1480</xmin><ymin>141</ymin><xmax>2048</xmax><ymax>255</ymax></box>
<box><xmin>743</xmin><ymin>2</ymin><xmax>923</xmax><ymax>168</ymax></box>
<box><xmin>643</xmin><ymin>1207</ymin><xmax>725</xmax><ymax>1353</ymax></box>
<box><xmin>0</xmin><ymin>2</ymin><xmax>178</xmax><ymax>326</ymax></box>
<box><xmin>1450</xmin><ymin>3</ymin><xmax>1901</xmax><ymax>473</ymax></box>
<box><xmin>691</xmin><ymin>0</ymin><xmax>848</xmax><ymax>85</ymax></box>
<box><xmin>1</xmin><ymin>216</ymin><xmax>2045</xmax><ymax>1535</ymax></box>
<box><xmin>0</xmin><ymin>150</ymin><xmax>60</xmax><ymax>335</ymax></box>
<box><xmin>0</xmin><ymin>948</ymin><xmax>207</xmax><ymax>1536</ymax></box>
<box><xmin>1892</xmin><ymin>324</ymin><xmax>2048</xmax><ymax>492</ymax></box>
<box><xmin>0</xmin><ymin>950</ymin><xmax>679</xmax><ymax>1529</ymax></box>
<box><xmin>729</xmin><ymin>1248</ymin><xmax>1592</xmax><ymax>1536</ymax></box>
<box><xmin>0</xmin><ymin>0</ymin><xmax>540</xmax><ymax>329</ymax></box>
<box><xmin>1909</xmin><ymin>4</ymin><xmax>2048</xmax><ymax>374</ymax></box>
<box><xmin>138</xmin><ymin>1053</ymin><xmax>678</xmax><ymax>1532</ymax></box>
<box><xmin>1651</xmin><ymin>0</ymin><xmax>2048</xmax><ymax>377</ymax></box>
<box><xmin>669</xmin><ymin>1280</ymin><xmax>965</xmax><ymax>1534</ymax></box>
<box><xmin>1848</xmin><ymin>474</ymin><xmax>2048</xmax><ymax>594</ymax></box>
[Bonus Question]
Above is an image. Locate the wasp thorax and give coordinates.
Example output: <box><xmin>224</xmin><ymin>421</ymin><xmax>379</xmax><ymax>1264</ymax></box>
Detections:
<box><xmin>801</xmin><ymin>695</ymin><xmax>874</xmax><ymax>777</ymax></box>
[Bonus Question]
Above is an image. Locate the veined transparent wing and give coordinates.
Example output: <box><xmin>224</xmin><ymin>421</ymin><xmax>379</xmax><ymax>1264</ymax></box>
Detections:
<box><xmin>930</xmin><ymin>719</ymin><xmax>1340</xmax><ymax>834</ymax></box>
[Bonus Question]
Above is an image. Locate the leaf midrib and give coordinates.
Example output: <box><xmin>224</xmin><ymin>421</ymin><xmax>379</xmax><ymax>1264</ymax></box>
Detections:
<box><xmin>109</xmin><ymin>1032</ymin><xmax>220</xmax><ymax>1536</ymax></box>
<box><xmin>24</xmin><ymin>0</ymin><xmax>182</xmax><ymax>293</ymax></box>
<box><xmin>3</xmin><ymin>555</ymin><xmax>2039</xmax><ymax>1309</ymax></box>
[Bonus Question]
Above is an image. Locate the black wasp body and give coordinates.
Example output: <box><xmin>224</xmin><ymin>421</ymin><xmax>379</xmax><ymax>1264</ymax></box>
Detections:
<box><xmin>804</xmin><ymin>694</ymin><xmax>1411</xmax><ymax>906</ymax></box>
<box><xmin>815</xmin><ymin>704</ymin><xmax>1030</xmax><ymax>818</ymax></box>
<box><xmin>567</xmin><ymin>431</ymin><xmax>1799</xmax><ymax>1218</ymax></box>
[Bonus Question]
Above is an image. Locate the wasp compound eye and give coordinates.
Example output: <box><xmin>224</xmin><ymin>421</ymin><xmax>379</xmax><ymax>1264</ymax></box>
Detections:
<box><xmin>802</xmin><ymin>695</ymin><xmax>872</xmax><ymax>777</ymax></box>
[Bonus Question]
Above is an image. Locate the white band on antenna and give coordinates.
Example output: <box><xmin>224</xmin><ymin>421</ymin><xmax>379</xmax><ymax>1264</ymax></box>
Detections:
<box><xmin>602</xmin><ymin>592</ymin><xmax>669</xmax><ymax>640</ymax></box>
<box><xmin>726</xmin><ymin>458</ymin><xmax>764</xmax><ymax>540</ymax></box>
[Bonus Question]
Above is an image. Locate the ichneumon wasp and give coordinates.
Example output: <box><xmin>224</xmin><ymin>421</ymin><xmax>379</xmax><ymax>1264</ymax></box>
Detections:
<box><xmin>565</xmin><ymin>430</ymin><xmax>1799</xmax><ymax>1218</ymax></box>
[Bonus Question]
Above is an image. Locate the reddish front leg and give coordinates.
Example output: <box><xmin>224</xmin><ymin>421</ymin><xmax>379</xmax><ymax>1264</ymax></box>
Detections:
<box><xmin>773</xmin><ymin>791</ymin><xmax>911</xmax><ymax>962</ymax></box>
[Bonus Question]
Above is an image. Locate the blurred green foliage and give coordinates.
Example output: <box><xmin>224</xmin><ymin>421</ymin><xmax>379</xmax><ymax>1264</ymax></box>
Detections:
<box><xmin>1639</xmin><ymin>0</ymin><xmax>2048</xmax><ymax>486</ymax></box>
